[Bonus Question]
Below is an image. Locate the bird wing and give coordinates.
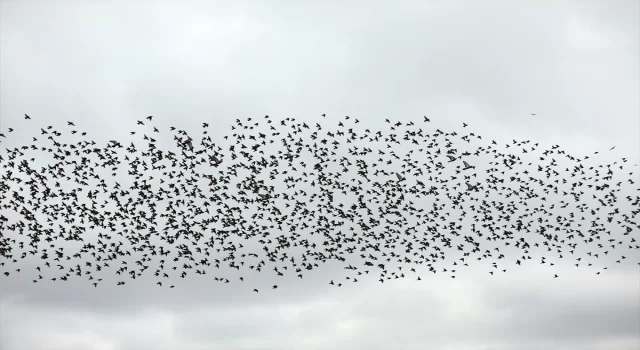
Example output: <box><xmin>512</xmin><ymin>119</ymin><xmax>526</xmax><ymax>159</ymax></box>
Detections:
<box><xmin>463</xmin><ymin>161</ymin><xmax>470</xmax><ymax>167</ymax></box>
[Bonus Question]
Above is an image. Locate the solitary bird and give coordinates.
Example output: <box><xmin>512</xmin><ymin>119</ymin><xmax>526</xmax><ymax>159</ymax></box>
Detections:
<box><xmin>462</xmin><ymin>161</ymin><xmax>475</xmax><ymax>170</ymax></box>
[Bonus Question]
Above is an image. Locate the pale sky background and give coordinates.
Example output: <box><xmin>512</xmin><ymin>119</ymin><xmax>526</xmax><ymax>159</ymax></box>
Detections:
<box><xmin>1</xmin><ymin>1</ymin><xmax>640</xmax><ymax>350</ymax></box>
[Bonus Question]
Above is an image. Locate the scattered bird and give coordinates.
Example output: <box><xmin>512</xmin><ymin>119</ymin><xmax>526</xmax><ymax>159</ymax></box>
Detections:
<box><xmin>0</xmin><ymin>112</ymin><xmax>636</xmax><ymax>294</ymax></box>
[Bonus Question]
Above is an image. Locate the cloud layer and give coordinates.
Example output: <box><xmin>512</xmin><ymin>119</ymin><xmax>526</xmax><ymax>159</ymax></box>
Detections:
<box><xmin>1</xmin><ymin>1</ymin><xmax>639</xmax><ymax>350</ymax></box>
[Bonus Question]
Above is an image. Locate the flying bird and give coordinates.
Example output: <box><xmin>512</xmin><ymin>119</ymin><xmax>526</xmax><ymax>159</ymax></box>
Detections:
<box><xmin>465</xmin><ymin>182</ymin><xmax>478</xmax><ymax>191</ymax></box>
<box><xmin>0</xmin><ymin>112</ymin><xmax>636</xmax><ymax>294</ymax></box>
<box><xmin>462</xmin><ymin>161</ymin><xmax>475</xmax><ymax>170</ymax></box>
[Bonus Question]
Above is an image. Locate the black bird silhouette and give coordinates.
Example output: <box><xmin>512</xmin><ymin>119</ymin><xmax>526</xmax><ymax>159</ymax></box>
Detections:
<box><xmin>0</xmin><ymin>112</ymin><xmax>637</xmax><ymax>293</ymax></box>
<box><xmin>462</xmin><ymin>161</ymin><xmax>475</xmax><ymax>170</ymax></box>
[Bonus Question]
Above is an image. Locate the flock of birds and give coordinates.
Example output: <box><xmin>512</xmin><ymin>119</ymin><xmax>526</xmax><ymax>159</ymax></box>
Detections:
<box><xmin>0</xmin><ymin>113</ymin><xmax>638</xmax><ymax>292</ymax></box>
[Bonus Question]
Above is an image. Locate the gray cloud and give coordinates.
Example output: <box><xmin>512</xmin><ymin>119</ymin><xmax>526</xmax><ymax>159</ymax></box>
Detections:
<box><xmin>1</xmin><ymin>0</ymin><xmax>639</xmax><ymax>350</ymax></box>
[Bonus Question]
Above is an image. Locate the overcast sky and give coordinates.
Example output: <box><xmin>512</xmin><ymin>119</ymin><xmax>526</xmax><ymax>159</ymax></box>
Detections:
<box><xmin>1</xmin><ymin>1</ymin><xmax>639</xmax><ymax>350</ymax></box>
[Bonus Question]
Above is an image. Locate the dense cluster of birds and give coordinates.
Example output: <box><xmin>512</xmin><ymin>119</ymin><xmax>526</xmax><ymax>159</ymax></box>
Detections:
<box><xmin>1</xmin><ymin>113</ymin><xmax>638</xmax><ymax>291</ymax></box>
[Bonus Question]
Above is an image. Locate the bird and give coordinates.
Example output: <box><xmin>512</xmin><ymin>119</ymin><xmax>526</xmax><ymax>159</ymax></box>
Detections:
<box><xmin>462</xmin><ymin>161</ymin><xmax>475</xmax><ymax>170</ymax></box>
<box><xmin>0</xmin><ymin>111</ymin><xmax>637</xmax><ymax>294</ymax></box>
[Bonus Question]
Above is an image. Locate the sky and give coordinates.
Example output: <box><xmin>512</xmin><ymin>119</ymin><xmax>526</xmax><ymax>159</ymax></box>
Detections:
<box><xmin>1</xmin><ymin>0</ymin><xmax>639</xmax><ymax>350</ymax></box>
